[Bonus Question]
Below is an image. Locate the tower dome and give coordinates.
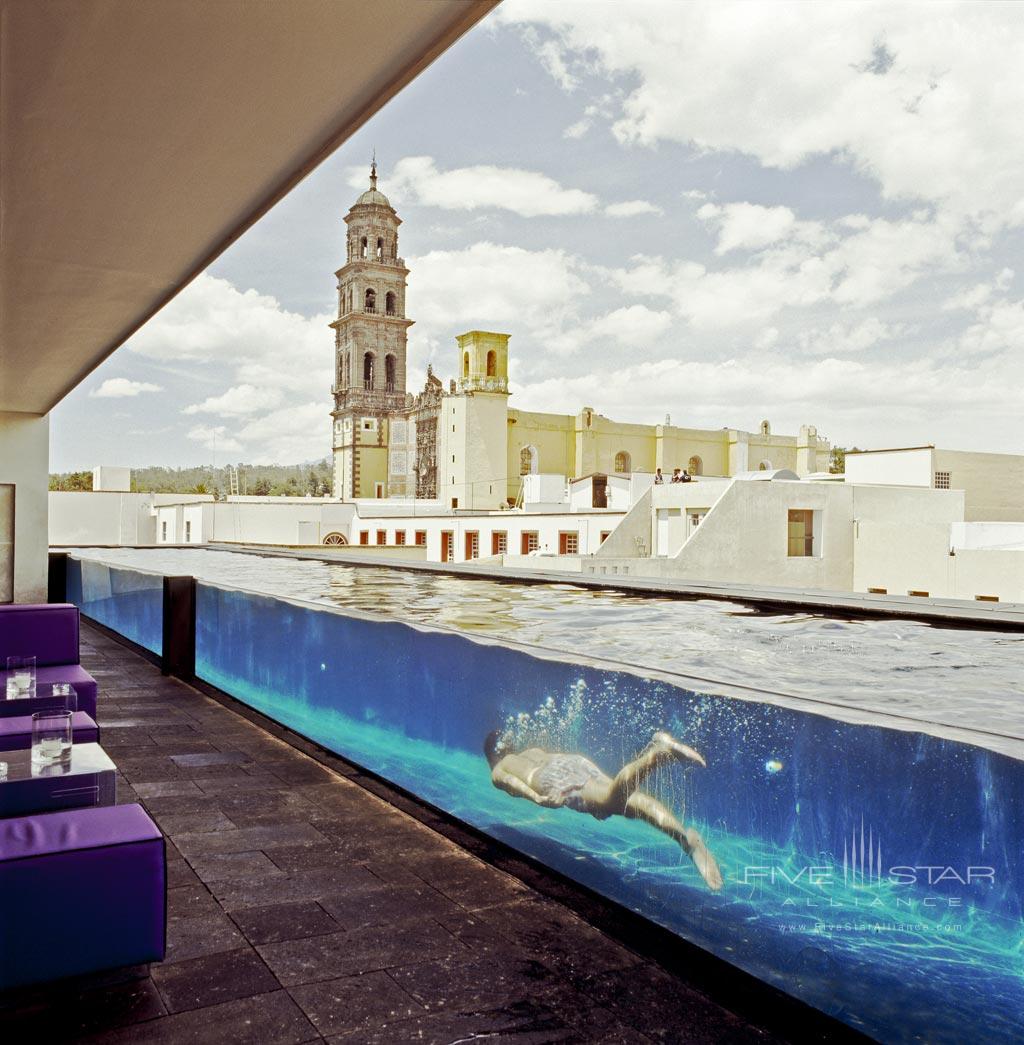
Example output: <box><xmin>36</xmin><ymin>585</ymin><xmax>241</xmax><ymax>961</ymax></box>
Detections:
<box><xmin>354</xmin><ymin>159</ymin><xmax>391</xmax><ymax>208</ymax></box>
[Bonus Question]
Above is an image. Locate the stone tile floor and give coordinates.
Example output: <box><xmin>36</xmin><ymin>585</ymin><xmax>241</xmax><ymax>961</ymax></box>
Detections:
<box><xmin>0</xmin><ymin>623</ymin><xmax>786</xmax><ymax>1044</ymax></box>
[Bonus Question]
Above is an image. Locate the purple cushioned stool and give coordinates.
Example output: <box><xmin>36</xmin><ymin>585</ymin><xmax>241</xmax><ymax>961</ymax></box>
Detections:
<box><xmin>0</xmin><ymin>604</ymin><xmax>98</xmax><ymax>719</ymax></box>
<box><xmin>0</xmin><ymin>804</ymin><xmax>166</xmax><ymax>990</ymax></box>
<box><xmin>0</xmin><ymin>711</ymin><xmax>100</xmax><ymax>752</ymax></box>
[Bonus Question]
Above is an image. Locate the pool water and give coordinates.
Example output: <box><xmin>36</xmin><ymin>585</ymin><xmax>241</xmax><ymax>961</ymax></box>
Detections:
<box><xmin>66</xmin><ymin>550</ymin><xmax>1024</xmax><ymax>1042</ymax></box>
<box><xmin>71</xmin><ymin>546</ymin><xmax>1024</xmax><ymax>741</ymax></box>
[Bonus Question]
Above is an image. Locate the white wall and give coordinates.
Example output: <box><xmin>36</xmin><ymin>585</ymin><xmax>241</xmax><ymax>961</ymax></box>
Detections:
<box><xmin>50</xmin><ymin>491</ymin><xmax>156</xmax><ymax>545</ymax></box>
<box><xmin>844</xmin><ymin>448</ymin><xmax>933</xmax><ymax>487</ymax></box>
<box><xmin>933</xmin><ymin>449</ymin><xmax>1024</xmax><ymax>522</ymax></box>
<box><xmin>92</xmin><ymin>465</ymin><xmax>131</xmax><ymax>492</ymax></box>
<box><xmin>0</xmin><ymin>411</ymin><xmax>49</xmax><ymax>602</ymax></box>
<box><xmin>951</xmin><ymin>522</ymin><xmax>1024</xmax><ymax>550</ymax></box>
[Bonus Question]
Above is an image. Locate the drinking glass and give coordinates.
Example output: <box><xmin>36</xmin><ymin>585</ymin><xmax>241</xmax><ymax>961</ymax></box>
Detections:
<box><xmin>51</xmin><ymin>683</ymin><xmax>78</xmax><ymax>713</ymax></box>
<box><xmin>31</xmin><ymin>711</ymin><xmax>73</xmax><ymax>768</ymax></box>
<box><xmin>6</xmin><ymin>656</ymin><xmax>36</xmax><ymax>698</ymax></box>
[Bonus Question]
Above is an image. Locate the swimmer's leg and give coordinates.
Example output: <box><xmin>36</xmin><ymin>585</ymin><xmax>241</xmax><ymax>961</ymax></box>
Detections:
<box><xmin>593</xmin><ymin>731</ymin><xmax>706</xmax><ymax>813</ymax></box>
<box><xmin>625</xmin><ymin>791</ymin><xmax>723</xmax><ymax>892</ymax></box>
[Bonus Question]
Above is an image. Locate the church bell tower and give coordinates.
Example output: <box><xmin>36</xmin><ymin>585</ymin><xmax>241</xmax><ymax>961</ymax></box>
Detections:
<box><xmin>330</xmin><ymin>161</ymin><xmax>414</xmax><ymax>499</ymax></box>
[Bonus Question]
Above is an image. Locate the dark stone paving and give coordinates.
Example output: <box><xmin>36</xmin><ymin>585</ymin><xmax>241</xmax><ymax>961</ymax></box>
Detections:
<box><xmin>0</xmin><ymin>623</ymin><xmax>784</xmax><ymax>1044</ymax></box>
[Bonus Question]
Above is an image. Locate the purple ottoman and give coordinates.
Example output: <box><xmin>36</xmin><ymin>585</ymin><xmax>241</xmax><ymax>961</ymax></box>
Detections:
<box><xmin>0</xmin><ymin>804</ymin><xmax>166</xmax><ymax>990</ymax></box>
<box><xmin>0</xmin><ymin>604</ymin><xmax>98</xmax><ymax>719</ymax></box>
<box><xmin>0</xmin><ymin>711</ymin><xmax>100</xmax><ymax>752</ymax></box>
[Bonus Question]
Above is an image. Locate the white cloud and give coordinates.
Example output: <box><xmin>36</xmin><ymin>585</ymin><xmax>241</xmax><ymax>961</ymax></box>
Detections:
<box><xmin>797</xmin><ymin>318</ymin><xmax>900</xmax><ymax>356</ymax></box>
<box><xmin>959</xmin><ymin>297</ymin><xmax>1024</xmax><ymax>356</ymax></box>
<box><xmin>610</xmin><ymin>209</ymin><xmax>961</xmax><ymax>328</ymax></box>
<box><xmin>89</xmin><ymin>378</ymin><xmax>161</xmax><ymax>398</ymax></box>
<box><xmin>548</xmin><ymin>304</ymin><xmax>673</xmax><ymax>355</ymax></box>
<box><xmin>563</xmin><ymin>119</ymin><xmax>591</xmax><ymax>140</ymax></box>
<box><xmin>943</xmin><ymin>268</ymin><xmax>1015</xmax><ymax>312</ymax></box>
<box><xmin>501</xmin><ymin>3</ymin><xmax>1024</xmax><ymax>228</ymax></box>
<box><xmin>125</xmin><ymin>274</ymin><xmax>333</xmax><ymax>461</ymax></box>
<box><xmin>698</xmin><ymin>202</ymin><xmax>816</xmax><ymax>255</ymax></box>
<box><xmin>513</xmin><ymin>349</ymin><xmax>1021</xmax><ymax>451</ymax></box>
<box><xmin>408</xmin><ymin>242</ymin><xmax>592</xmax><ymax>365</ymax></box>
<box><xmin>183</xmin><ymin>385</ymin><xmax>284</xmax><ymax>417</ymax></box>
<box><xmin>605</xmin><ymin>200</ymin><xmax>663</xmax><ymax>218</ymax></box>
<box><xmin>186</xmin><ymin>424</ymin><xmax>243</xmax><ymax>455</ymax></box>
<box><xmin>348</xmin><ymin>156</ymin><xmax>598</xmax><ymax>218</ymax></box>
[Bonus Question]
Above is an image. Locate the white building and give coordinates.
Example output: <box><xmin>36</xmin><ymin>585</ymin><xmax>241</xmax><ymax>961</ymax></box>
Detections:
<box><xmin>844</xmin><ymin>446</ymin><xmax>1024</xmax><ymax>522</ymax></box>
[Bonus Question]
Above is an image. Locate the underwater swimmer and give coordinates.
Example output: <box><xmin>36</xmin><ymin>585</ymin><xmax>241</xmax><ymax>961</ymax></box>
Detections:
<box><xmin>484</xmin><ymin>730</ymin><xmax>723</xmax><ymax>892</ymax></box>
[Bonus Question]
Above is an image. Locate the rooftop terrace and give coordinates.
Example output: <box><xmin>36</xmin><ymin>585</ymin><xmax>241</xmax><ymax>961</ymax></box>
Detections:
<box><xmin>0</xmin><ymin>622</ymin><xmax>802</xmax><ymax>1043</ymax></box>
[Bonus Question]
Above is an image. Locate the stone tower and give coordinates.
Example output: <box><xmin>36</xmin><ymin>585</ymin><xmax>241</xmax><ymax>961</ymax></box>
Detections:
<box><xmin>330</xmin><ymin>162</ymin><xmax>414</xmax><ymax>499</ymax></box>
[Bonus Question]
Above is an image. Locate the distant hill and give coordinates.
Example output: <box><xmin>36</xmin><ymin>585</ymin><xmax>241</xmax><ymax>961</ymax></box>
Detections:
<box><xmin>49</xmin><ymin>459</ymin><xmax>333</xmax><ymax>498</ymax></box>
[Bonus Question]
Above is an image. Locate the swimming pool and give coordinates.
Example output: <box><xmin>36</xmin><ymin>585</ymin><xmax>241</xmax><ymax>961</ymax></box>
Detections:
<box><xmin>66</xmin><ymin>549</ymin><xmax>1024</xmax><ymax>1042</ymax></box>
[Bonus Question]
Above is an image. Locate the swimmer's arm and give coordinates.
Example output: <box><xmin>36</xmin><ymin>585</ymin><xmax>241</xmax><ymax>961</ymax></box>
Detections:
<box><xmin>491</xmin><ymin>767</ymin><xmax>560</xmax><ymax>806</ymax></box>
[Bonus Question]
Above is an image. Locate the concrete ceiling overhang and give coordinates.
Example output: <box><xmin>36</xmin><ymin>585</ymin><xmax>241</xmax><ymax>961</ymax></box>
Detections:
<box><xmin>0</xmin><ymin>0</ymin><xmax>498</xmax><ymax>414</ymax></box>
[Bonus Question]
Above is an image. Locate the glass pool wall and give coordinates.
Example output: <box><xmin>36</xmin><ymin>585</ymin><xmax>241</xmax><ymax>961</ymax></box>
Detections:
<box><xmin>193</xmin><ymin>582</ymin><xmax>1024</xmax><ymax>1044</ymax></box>
<box><xmin>67</xmin><ymin>555</ymin><xmax>163</xmax><ymax>655</ymax></box>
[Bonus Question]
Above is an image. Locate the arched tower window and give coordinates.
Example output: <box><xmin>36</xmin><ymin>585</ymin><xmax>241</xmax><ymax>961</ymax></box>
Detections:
<box><xmin>364</xmin><ymin>288</ymin><xmax>376</xmax><ymax>312</ymax></box>
<box><xmin>376</xmin><ymin>237</ymin><xmax>383</xmax><ymax>261</ymax></box>
<box><xmin>520</xmin><ymin>446</ymin><xmax>538</xmax><ymax>476</ymax></box>
<box><xmin>688</xmin><ymin>455</ymin><xmax>703</xmax><ymax>475</ymax></box>
<box><xmin>385</xmin><ymin>354</ymin><xmax>396</xmax><ymax>393</ymax></box>
<box><xmin>614</xmin><ymin>451</ymin><xmax>631</xmax><ymax>474</ymax></box>
<box><xmin>463</xmin><ymin>352</ymin><xmax>470</xmax><ymax>379</ymax></box>
<box><xmin>760</xmin><ymin>420</ymin><xmax>771</xmax><ymax>437</ymax></box>
<box><xmin>758</xmin><ymin>459</ymin><xmax>773</xmax><ymax>471</ymax></box>
<box><xmin>486</xmin><ymin>350</ymin><xmax>497</xmax><ymax>377</ymax></box>
<box><xmin>363</xmin><ymin>352</ymin><xmax>375</xmax><ymax>389</ymax></box>
<box><xmin>360</xmin><ymin>237</ymin><xmax>368</xmax><ymax>259</ymax></box>
<box><xmin>385</xmin><ymin>291</ymin><xmax>396</xmax><ymax>316</ymax></box>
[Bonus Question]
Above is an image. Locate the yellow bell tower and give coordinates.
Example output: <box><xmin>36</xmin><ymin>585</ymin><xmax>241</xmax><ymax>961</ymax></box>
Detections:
<box><xmin>438</xmin><ymin>331</ymin><xmax>511</xmax><ymax>510</ymax></box>
<box><xmin>456</xmin><ymin>330</ymin><xmax>509</xmax><ymax>393</ymax></box>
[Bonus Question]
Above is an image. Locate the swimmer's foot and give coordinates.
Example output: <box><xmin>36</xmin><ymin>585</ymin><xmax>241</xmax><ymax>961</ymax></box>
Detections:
<box><xmin>684</xmin><ymin>828</ymin><xmax>724</xmax><ymax>892</ymax></box>
<box><xmin>651</xmin><ymin>730</ymin><xmax>706</xmax><ymax>769</ymax></box>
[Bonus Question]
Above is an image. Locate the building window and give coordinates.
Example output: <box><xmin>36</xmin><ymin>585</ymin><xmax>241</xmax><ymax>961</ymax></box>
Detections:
<box><xmin>787</xmin><ymin>509</ymin><xmax>816</xmax><ymax>557</ymax></box>
<box><xmin>613</xmin><ymin>451</ymin><xmax>631</xmax><ymax>474</ymax></box>
<box><xmin>451</xmin><ymin>497</ymin><xmax>458</xmax><ymax>509</ymax></box>
<box><xmin>385</xmin><ymin>291</ymin><xmax>396</xmax><ymax>316</ymax></box>
<box><xmin>385</xmin><ymin>354</ymin><xmax>396</xmax><ymax>393</ymax></box>
<box><xmin>359</xmin><ymin>531</ymin><xmax>369</xmax><ymax>545</ymax></box>
<box><xmin>465</xmin><ymin>531</ymin><xmax>480</xmax><ymax>560</ymax></box>
<box><xmin>441</xmin><ymin>530</ymin><xmax>454</xmax><ymax>562</ymax></box>
<box><xmin>492</xmin><ymin>531</ymin><xmax>508</xmax><ymax>555</ymax></box>
<box><xmin>758</xmin><ymin>459</ymin><xmax>773</xmax><ymax>471</ymax></box>
<box><xmin>185</xmin><ymin>520</ymin><xmax>191</xmax><ymax>542</ymax></box>
<box><xmin>486</xmin><ymin>350</ymin><xmax>496</xmax><ymax>377</ymax></box>
<box><xmin>364</xmin><ymin>288</ymin><xmax>376</xmax><ymax>312</ymax></box>
<box><xmin>463</xmin><ymin>352</ymin><xmax>470</xmax><ymax>379</ymax></box>
<box><xmin>376</xmin><ymin>237</ymin><xmax>383</xmax><ymax>261</ymax></box>
<box><xmin>688</xmin><ymin>455</ymin><xmax>703</xmax><ymax>476</ymax></box>
<box><xmin>600</xmin><ymin>530</ymin><xmax>611</xmax><ymax>543</ymax></box>
<box><xmin>559</xmin><ymin>532</ymin><xmax>579</xmax><ymax>555</ymax></box>
<box><xmin>376</xmin><ymin>529</ymin><xmax>386</xmax><ymax>545</ymax></box>
<box><xmin>161</xmin><ymin>520</ymin><xmax>167</xmax><ymax>541</ymax></box>
<box><xmin>520</xmin><ymin>445</ymin><xmax>538</xmax><ymax>475</ymax></box>
<box><xmin>934</xmin><ymin>471</ymin><xmax>951</xmax><ymax>489</ymax></box>
<box><xmin>415</xmin><ymin>530</ymin><xmax>427</xmax><ymax>546</ymax></box>
<box><xmin>521</xmin><ymin>531</ymin><xmax>539</xmax><ymax>554</ymax></box>
<box><xmin>363</xmin><ymin>353</ymin><xmax>375</xmax><ymax>389</ymax></box>
<box><xmin>760</xmin><ymin>420</ymin><xmax>771</xmax><ymax>436</ymax></box>
<box><xmin>395</xmin><ymin>530</ymin><xmax>406</xmax><ymax>546</ymax></box>
<box><xmin>360</xmin><ymin>236</ymin><xmax>367</xmax><ymax>258</ymax></box>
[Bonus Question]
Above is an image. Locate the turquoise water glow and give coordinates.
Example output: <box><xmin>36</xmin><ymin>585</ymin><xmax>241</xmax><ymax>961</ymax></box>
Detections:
<box><xmin>193</xmin><ymin>583</ymin><xmax>1024</xmax><ymax>1044</ymax></box>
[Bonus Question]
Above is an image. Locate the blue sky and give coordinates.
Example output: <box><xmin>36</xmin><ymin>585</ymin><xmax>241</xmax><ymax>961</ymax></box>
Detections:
<box><xmin>51</xmin><ymin>1</ymin><xmax>1024</xmax><ymax>470</ymax></box>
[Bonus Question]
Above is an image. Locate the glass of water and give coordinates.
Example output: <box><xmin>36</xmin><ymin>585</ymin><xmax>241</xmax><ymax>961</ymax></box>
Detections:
<box><xmin>51</xmin><ymin>683</ymin><xmax>78</xmax><ymax>713</ymax></box>
<box><xmin>31</xmin><ymin>711</ymin><xmax>73</xmax><ymax>768</ymax></box>
<box><xmin>6</xmin><ymin>656</ymin><xmax>37</xmax><ymax>699</ymax></box>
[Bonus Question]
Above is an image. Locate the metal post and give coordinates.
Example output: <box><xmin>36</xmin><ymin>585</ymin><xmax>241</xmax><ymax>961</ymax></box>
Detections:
<box><xmin>162</xmin><ymin>576</ymin><xmax>196</xmax><ymax>679</ymax></box>
<box><xmin>48</xmin><ymin>551</ymin><xmax>68</xmax><ymax>603</ymax></box>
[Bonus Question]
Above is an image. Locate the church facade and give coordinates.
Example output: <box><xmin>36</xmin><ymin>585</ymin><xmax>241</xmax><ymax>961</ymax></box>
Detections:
<box><xmin>331</xmin><ymin>170</ymin><xmax>830</xmax><ymax>504</ymax></box>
